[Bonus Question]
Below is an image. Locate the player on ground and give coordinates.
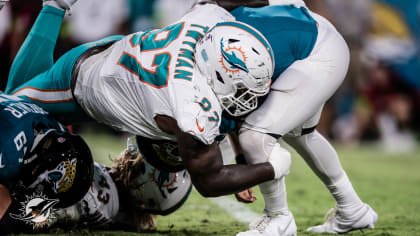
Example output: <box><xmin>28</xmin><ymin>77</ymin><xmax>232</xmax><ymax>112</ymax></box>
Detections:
<box><xmin>0</xmin><ymin>92</ymin><xmax>94</xmax><ymax>234</ymax></box>
<box><xmin>4</xmin><ymin>0</ymin><xmax>290</xmax><ymax>199</ymax></box>
<box><xmin>0</xmin><ymin>92</ymin><xmax>175</xmax><ymax>233</ymax></box>
<box><xmin>49</xmin><ymin>137</ymin><xmax>192</xmax><ymax>232</ymax></box>
<box><xmin>194</xmin><ymin>0</ymin><xmax>378</xmax><ymax>235</ymax></box>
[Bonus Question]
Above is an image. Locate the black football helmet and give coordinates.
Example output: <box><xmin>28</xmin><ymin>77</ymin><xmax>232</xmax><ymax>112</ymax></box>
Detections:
<box><xmin>20</xmin><ymin>130</ymin><xmax>94</xmax><ymax>208</ymax></box>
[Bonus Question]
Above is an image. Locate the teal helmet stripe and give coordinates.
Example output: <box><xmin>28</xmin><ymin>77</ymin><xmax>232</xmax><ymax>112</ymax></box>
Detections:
<box><xmin>214</xmin><ymin>21</ymin><xmax>275</xmax><ymax>67</ymax></box>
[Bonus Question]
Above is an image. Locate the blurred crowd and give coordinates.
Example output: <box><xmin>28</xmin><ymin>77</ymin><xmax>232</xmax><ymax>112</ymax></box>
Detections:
<box><xmin>0</xmin><ymin>0</ymin><xmax>419</xmax><ymax>152</ymax></box>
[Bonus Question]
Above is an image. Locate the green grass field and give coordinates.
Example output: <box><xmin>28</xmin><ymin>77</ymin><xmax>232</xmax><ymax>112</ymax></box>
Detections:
<box><xmin>26</xmin><ymin>130</ymin><xmax>420</xmax><ymax>236</ymax></box>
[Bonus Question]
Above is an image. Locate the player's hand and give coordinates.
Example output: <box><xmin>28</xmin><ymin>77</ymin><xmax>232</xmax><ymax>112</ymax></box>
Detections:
<box><xmin>235</xmin><ymin>188</ymin><xmax>256</xmax><ymax>203</ymax></box>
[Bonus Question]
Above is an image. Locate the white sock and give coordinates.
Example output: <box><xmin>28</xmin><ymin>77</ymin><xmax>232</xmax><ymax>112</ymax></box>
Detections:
<box><xmin>260</xmin><ymin>177</ymin><xmax>289</xmax><ymax>215</ymax></box>
<box><xmin>328</xmin><ymin>173</ymin><xmax>363</xmax><ymax>212</ymax></box>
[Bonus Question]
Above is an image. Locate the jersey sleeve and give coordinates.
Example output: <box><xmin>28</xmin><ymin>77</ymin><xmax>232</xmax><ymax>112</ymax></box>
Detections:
<box><xmin>171</xmin><ymin>82</ymin><xmax>222</xmax><ymax>145</ymax></box>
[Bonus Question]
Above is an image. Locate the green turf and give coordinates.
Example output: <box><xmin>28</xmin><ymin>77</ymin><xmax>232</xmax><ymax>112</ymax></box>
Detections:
<box><xmin>246</xmin><ymin>144</ymin><xmax>420</xmax><ymax>236</ymax></box>
<box><xmin>17</xmin><ymin>130</ymin><xmax>420</xmax><ymax>235</ymax></box>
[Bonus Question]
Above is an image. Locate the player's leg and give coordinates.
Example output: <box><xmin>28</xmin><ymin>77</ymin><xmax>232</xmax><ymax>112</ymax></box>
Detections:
<box><xmin>6</xmin><ymin>0</ymin><xmax>121</xmax><ymax>123</ymax></box>
<box><xmin>237</xmin><ymin>129</ymin><xmax>296</xmax><ymax>236</ymax></box>
<box><xmin>283</xmin><ymin>129</ymin><xmax>377</xmax><ymax>234</ymax></box>
<box><xmin>8</xmin><ymin>35</ymin><xmax>121</xmax><ymax>124</ymax></box>
<box><xmin>5</xmin><ymin>4</ymin><xmax>65</xmax><ymax>93</ymax></box>
<box><xmin>236</xmin><ymin>8</ymin><xmax>353</xmax><ymax>236</ymax></box>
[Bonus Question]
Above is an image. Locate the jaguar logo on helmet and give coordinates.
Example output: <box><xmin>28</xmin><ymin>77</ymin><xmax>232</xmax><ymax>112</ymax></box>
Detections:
<box><xmin>47</xmin><ymin>158</ymin><xmax>78</xmax><ymax>193</ymax></box>
<box><xmin>23</xmin><ymin>130</ymin><xmax>94</xmax><ymax>208</ymax></box>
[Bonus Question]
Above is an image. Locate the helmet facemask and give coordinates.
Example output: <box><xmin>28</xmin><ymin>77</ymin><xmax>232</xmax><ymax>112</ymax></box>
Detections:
<box><xmin>219</xmin><ymin>79</ymin><xmax>269</xmax><ymax>117</ymax></box>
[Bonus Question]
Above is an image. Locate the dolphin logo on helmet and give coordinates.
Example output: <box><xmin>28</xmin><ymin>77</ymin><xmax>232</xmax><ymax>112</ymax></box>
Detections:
<box><xmin>220</xmin><ymin>40</ymin><xmax>249</xmax><ymax>73</ymax></box>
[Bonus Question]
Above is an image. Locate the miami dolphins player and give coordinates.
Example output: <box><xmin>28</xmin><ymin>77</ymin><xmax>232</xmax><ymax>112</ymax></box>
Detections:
<box><xmin>194</xmin><ymin>0</ymin><xmax>378</xmax><ymax>235</ymax></box>
<box><xmin>0</xmin><ymin>92</ymin><xmax>94</xmax><ymax>234</ymax></box>
<box><xmin>5</xmin><ymin>0</ymin><xmax>291</xmax><ymax>201</ymax></box>
<box><xmin>50</xmin><ymin>137</ymin><xmax>193</xmax><ymax>232</ymax></box>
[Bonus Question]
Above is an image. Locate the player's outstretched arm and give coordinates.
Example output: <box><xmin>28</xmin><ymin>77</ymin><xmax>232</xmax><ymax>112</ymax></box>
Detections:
<box><xmin>155</xmin><ymin>115</ymin><xmax>275</xmax><ymax>197</ymax></box>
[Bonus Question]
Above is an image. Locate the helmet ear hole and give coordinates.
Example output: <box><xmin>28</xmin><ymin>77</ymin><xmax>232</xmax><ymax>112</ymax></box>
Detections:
<box><xmin>228</xmin><ymin>38</ymin><xmax>240</xmax><ymax>44</ymax></box>
<box><xmin>216</xmin><ymin>71</ymin><xmax>225</xmax><ymax>84</ymax></box>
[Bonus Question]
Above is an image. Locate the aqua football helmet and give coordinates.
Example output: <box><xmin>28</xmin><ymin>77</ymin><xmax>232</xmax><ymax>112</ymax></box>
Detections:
<box><xmin>195</xmin><ymin>21</ymin><xmax>274</xmax><ymax>117</ymax></box>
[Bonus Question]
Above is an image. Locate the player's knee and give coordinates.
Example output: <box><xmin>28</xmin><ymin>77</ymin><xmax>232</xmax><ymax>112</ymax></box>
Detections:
<box><xmin>238</xmin><ymin>128</ymin><xmax>277</xmax><ymax>164</ymax></box>
<box><xmin>268</xmin><ymin>143</ymin><xmax>292</xmax><ymax>178</ymax></box>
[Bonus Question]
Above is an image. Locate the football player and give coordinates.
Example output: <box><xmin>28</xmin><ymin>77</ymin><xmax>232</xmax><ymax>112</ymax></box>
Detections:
<box><xmin>194</xmin><ymin>0</ymin><xmax>378</xmax><ymax>235</ymax></box>
<box><xmin>0</xmin><ymin>92</ymin><xmax>94</xmax><ymax>234</ymax></box>
<box><xmin>4</xmin><ymin>0</ymin><xmax>292</xmax><ymax>200</ymax></box>
<box><xmin>0</xmin><ymin>92</ymin><xmax>175</xmax><ymax>233</ymax></box>
<box><xmin>50</xmin><ymin>137</ymin><xmax>192</xmax><ymax>232</ymax></box>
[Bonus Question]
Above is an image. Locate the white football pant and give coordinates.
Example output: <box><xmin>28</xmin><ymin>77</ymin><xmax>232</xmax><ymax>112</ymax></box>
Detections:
<box><xmin>239</xmin><ymin>11</ymin><xmax>363</xmax><ymax>214</ymax></box>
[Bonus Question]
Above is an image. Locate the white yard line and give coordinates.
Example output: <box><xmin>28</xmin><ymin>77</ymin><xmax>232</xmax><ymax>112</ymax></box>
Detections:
<box><xmin>208</xmin><ymin>139</ymin><xmax>259</xmax><ymax>224</ymax></box>
<box><xmin>209</xmin><ymin>196</ymin><xmax>259</xmax><ymax>224</ymax></box>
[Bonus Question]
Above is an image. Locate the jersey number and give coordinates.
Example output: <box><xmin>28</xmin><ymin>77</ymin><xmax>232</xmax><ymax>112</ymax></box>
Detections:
<box><xmin>118</xmin><ymin>22</ymin><xmax>184</xmax><ymax>88</ymax></box>
<box><xmin>14</xmin><ymin>131</ymin><xmax>27</xmax><ymax>152</ymax></box>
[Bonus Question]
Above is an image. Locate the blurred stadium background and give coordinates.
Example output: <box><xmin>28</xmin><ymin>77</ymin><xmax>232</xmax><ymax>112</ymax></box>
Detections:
<box><xmin>1</xmin><ymin>0</ymin><xmax>420</xmax><ymax>235</ymax></box>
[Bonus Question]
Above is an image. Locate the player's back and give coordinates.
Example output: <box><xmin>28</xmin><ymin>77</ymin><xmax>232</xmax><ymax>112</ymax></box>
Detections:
<box><xmin>0</xmin><ymin>93</ymin><xmax>63</xmax><ymax>186</ymax></box>
<box><xmin>231</xmin><ymin>4</ymin><xmax>318</xmax><ymax>79</ymax></box>
<box><xmin>75</xmin><ymin>4</ymin><xmax>233</xmax><ymax>144</ymax></box>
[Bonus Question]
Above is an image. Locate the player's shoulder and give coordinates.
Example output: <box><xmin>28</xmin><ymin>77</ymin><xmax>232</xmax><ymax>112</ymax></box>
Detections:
<box><xmin>232</xmin><ymin>4</ymin><xmax>315</xmax><ymax>27</ymax></box>
<box><xmin>181</xmin><ymin>3</ymin><xmax>234</xmax><ymax>24</ymax></box>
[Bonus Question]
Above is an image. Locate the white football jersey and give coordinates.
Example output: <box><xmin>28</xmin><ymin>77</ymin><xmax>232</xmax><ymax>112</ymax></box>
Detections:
<box><xmin>53</xmin><ymin>162</ymin><xmax>119</xmax><ymax>226</ymax></box>
<box><xmin>74</xmin><ymin>4</ymin><xmax>234</xmax><ymax>145</ymax></box>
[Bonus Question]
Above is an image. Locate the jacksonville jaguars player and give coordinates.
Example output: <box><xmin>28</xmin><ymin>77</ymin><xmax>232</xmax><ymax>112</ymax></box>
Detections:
<box><xmin>0</xmin><ymin>92</ymin><xmax>180</xmax><ymax>233</ymax></box>
<box><xmin>0</xmin><ymin>92</ymin><xmax>94</xmax><ymax>234</ymax></box>
<box><xmin>5</xmin><ymin>0</ymin><xmax>291</xmax><ymax>201</ymax></box>
<box><xmin>194</xmin><ymin>0</ymin><xmax>378</xmax><ymax>235</ymax></box>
